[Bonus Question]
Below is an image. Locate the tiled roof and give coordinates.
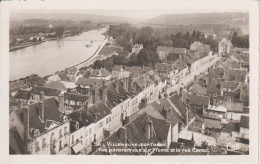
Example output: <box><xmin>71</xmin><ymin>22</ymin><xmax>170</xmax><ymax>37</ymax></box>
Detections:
<box><xmin>64</xmin><ymin>92</ymin><xmax>89</xmax><ymax>102</ymax></box>
<box><xmin>58</xmin><ymin>72</ymin><xmax>70</xmax><ymax>81</ymax></box>
<box><xmin>156</xmin><ymin>63</ymin><xmax>168</xmax><ymax>71</ymax></box>
<box><xmin>16</xmin><ymin>97</ymin><xmax>64</xmax><ymax>136</ymax></box>
<box><xmin>157</xmin><ymin>98</ymin><xmax>184</xmax><ymax>125</ymax></box>
<box><xmin>168</xmin><ymin>94</ymin><xmax>188</xmax><ymax>117</ymax></box>
<box><xmin>89</xmin><ymin>68</ymin><xmax>111</xmax><ymax>77</ymax></box>
<box><xmin>207</xmin><ymin>83</ymin><xmax>221</xmax><ymax>95</ymax></box>
<box><xmin>86</xmin><ymin>101</ymin><xmax>111</xmax><ymax>122</ymax></box>
<box><xmin>76</xmin><ymin>78</ymin><xmax>107</xmax><ymax>86</ymax></box>
<box><xmin>208</xmin><ymin>68</ymin><xmax>224</xmax><ymax>78</ymax></box>
<box><xmin>157</xmin><ymin>46</ymin><xmax>186</xmax><ymax>54</ymax></box>
<box><xmin>125</xmin><ymin>113</ymin><xmax>159</xmax><ymax>144</ymax></box>
<box><xmin>223</xmin><ymin>81</ymin><xmax>239</xmax><ymax>89</ymax></box>
<box><xmin>14</xmin><ymin>90</ymin><xmax>30</xmax><ymax>100</ymax></box>
<box><xmin>204</xmin><ymin>118</ymin><xmax>223</xmax><ymax>130</ymax></box>
<box><xmin>240</xmin><ymin>116</ymin><xmax>249</xmax><ymax>129</ymax></box>
<box><xmin>9</xmin><ymin>127</ymin><xmax>26</xmax><ymax>154</ymax></box>
<box><xmin>68</xmin><ymin>108</ymin><xmax>94</xmax><ymax>133</ymax></box>
<box><xmin>189</xmin><ymin>95</ymin><xmax>209</xmax><ymax>106</ymax></box>
<box><xmin>9</xmin><ymin>80</ymin><xmax>28</xmax><ymax>92</ymax></box>
<box><xmin>105</xmin><ymin>81</ymin><xmax>131</xmax><ymax>108</ymax></box>
<box><xmin>44</xmin><ymin>81</ymin><xmax>66</xmax><ymax>90</ymax></box>
<box><xmin>31</xmin><ymin>86</ymin><xmax>62</xmax><ymax>96</ymax></box>
<box><xmin>149</xmin><ymin>116</ymin><xmax>171</xmax><ymax>142</ymax></box>
<box><xmin>190</xmin><ymin>83</ymin><xmax>207</xmax><ymax>95</ymax></box>
<box><xmin>221</xmin><ymin>122</ymin><xmax>239</xmax><ymax>133</ymax></box>
<box><xmin>223</xmin><ymin>69</ymin><xmax>247</xmax><ymax>82</ymax></box>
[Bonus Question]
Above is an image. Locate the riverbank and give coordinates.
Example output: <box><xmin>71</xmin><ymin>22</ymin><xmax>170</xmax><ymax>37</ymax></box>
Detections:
<box><xmin>75</xmin><ymin>35</ymin><xmax>108</xmax><ymax>69</ymax></box>
<box><xmin>10</xmin><ymin>26</ymin><xmax>109</xmax><ymax>81</ymax></box>
<box><xmin>9</xmin><ymin>32</ymin><xmax>86</xmax><ymax>52</ymax></box>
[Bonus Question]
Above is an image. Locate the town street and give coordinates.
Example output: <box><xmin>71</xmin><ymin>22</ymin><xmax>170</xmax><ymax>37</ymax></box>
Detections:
<box><xmin>167</xmin><ymin>55</ymin><xmax>222</xmax><ymax>95</ymax></box>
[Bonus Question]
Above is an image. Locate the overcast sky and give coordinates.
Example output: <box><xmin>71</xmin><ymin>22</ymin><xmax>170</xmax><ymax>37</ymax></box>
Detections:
<box><xmin>12</xmin><ymin>9</ymin><xmax>248</xmax><ymax>19</ymax></box>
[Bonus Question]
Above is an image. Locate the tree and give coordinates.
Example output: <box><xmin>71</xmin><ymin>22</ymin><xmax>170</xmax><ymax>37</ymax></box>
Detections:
<box><xmin>55</xmin><ymin>26</ymin><xmax>64</xmax><ymax>38</ymax></box>
<box><xmin>137</xmin><ymin>48</ymin><xmax>159</xmax><ymax>67</ymax></box>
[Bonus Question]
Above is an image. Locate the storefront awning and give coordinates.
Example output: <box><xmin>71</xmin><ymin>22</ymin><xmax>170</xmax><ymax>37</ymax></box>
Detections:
<box><xmin>72</xmin><ymin>142</ymin><xmax>83</xmax><ymax>154</ymax></box>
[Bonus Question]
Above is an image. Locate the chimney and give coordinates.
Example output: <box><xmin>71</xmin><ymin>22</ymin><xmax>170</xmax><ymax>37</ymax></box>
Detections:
<box><xmin>58</xmin><ymin>94</ymin><xmax>64</xmax><ymax>113</ymax></box>
<box><xmin>102</xmin><ymin>80</ymin><xmax>107</xmax><ymax>104</ymax></box>
<box><xmin>39</xmin><ymin>101</ymin><xmax>44</xmax><ymax>121</ymax></box>
<box><xmin>145</xmin><ymin>121</ymin><xmax>151</xmax><ymax>139</ymax></box>
<box><xmin>123</xmin><ymin>77</ymin><xmax>127</xmax><ymax>91</ymax></box>
<box><xmin>93</xmin><ymin>113</ymin><xmax>98</xmax><ymax>121</ymax></box>
<box><xmin>94</xmin><ymin>84</ymin><xmax>99</xmax><ymax>103</ymax></box>
<box><xmin>162</xmin><ymin>106</ymin><xmax>168</xmax><ymax>119</ymax></box>
<box><xmin>186</xmin><ymin>111</ymin><xmax>189</xmax><ymax>125</ymax></box>
<box><xmin>40</xmin><ymin>91</ymin><xmax>44</xmax><ymax>100</ymax></box>
<box><xmin>220</xmin><ymin>81</ymin><xmax>224</xmax><ymax>96</ymax></box>
<box><xmin>124</xmin><ymin>116</ymin><xmax>130</xmax><ymax>125</ymax></box>
<box><xmin>23</xmin><ymin>107</ymin><xmax>29</xmax><ymax>148</ymax></box>
<box><xmin>149</xmin><ymin>120</ymin><xmax>153</xmax><ymax>137</ymax></box>
<box><xmin>119</xmin><ymin>127</ymin><xmax>127</xmax><ymax>143</ymax></box>
<box><xmin>179</xmin><ymin>54</ymin><xmax>183</xmax><ymax>61</ymax></box>
<box><xmin>89</xmin><ymin>85</ymin><xmax>94</xmax><ymax>97</ymax></box>
<box><xmin>79</xmin><ymin>111</ymin><xmax>82</xmax><ymax>121</ymax></box>
<box><xmin>115</xmin><ymin>80</ymin><xmax>119</xmax><ymax>93</ymax></box>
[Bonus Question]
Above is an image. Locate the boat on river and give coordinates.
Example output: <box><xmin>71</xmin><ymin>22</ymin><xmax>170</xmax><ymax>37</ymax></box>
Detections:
<box><xmin>86</xmin><ymin>40</ymin><xmax>93</xmax><ymax>47</ymax></box>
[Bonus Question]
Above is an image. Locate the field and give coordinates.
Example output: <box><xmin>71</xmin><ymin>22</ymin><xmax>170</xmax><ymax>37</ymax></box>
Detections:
<box><xmin>98</xmin><ymin>46</ymin><xmax>121</xmax><ymax>56</ymax></box>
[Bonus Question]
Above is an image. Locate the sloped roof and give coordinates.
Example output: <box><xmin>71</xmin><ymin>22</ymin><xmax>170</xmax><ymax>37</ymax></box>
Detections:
<box><xmin>9</xmin><ymin>127</ymin><xmax>26</xmax><ymax>154</ymax></box>
<box><xmin>9</xmin><ymin>80</ymin><xmax>28</xmax><ymax>92</ymax></box>
<box><xmin>207</xmin><ymin>83</ymin><xmax>221</xmax><ymax>95</ymax></box>
<box><xmin>16</xmin><ymin>97</ymin><xmax>64</xmax><ymax>136</ymax></box>
<box><xmin>89</xmin><ymin>68</ymin><xmax>111</xmax><ymax>77</ymax></box>
<box><xmin>58</xmin><ymin>72</ymin><xmax>70</xmax><ymax>81</ymax></box>
<box><xmin>204</xmin><ymin>118</ymin><xmax>223</xmax><ymax>130</ymax></box>
<box><xmin>190</xmin><ymin>83</ymin><xmax>207</xmax><ymax>95</ymax></box>
<box><xmin>76</xmin><ymin>78</ymin><xmax>107</xmax><ymax>86</ymax></box>
<box><xmin>68</xmin><ymin>108</ymin><xmax>94</xmax><ymax>133</ymax></box>
<box><xmin>44</xmin><ymin>81</ymin><xmax>66</xmax><ymax>90</ymax></box>
<box><xmin>64</xmin><ymin>92</ymin><xmax>89</xmax><ymax>102</ymax></box>
<box><xmin>14</xmin><ymin>90</ymin><xmax>31</xmax><ymax>100</ymax></box>
<box><xmin>86</xmin><ymin>101</ymin><xmax>111</xmax><ymax>122</ymax></box>
<box><xmin>31</xmin><ymin>86</ymin><xmax>62</xmax><ymax>96</ymax></box>
<box><xmin>149</xmin><ymin>116</ymin><xmax>171</xmax><ymax>142</ymax></box>
<box><xmin>157</xmin><ymin>46</ymin><xmax>186</xmax><ymax>54</ymax></box>
<box><xmin>223</xmin><ymin>69</ymin><xmax>247</xmax><ymax>82</ymax></box>
<box><xmin>168</xmin><ymin>94</ymin><xmax>188</xmax><ymax>117</ymax></box>
<box><xmin>189</xmin><ymin>95</ymin><xmax>209</xmax><ymax>106</ymax></box>
<box><xmin>125</xmin><ymin>113</ymin><xmax>162</xmax><ymax>144</ymax></box>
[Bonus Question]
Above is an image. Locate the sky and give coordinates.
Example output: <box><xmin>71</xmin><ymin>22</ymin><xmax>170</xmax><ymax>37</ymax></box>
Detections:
<box><xmin>12</xmin><ymin>9</ymin><xmax>248</xmax><ymax>19</ymax></box>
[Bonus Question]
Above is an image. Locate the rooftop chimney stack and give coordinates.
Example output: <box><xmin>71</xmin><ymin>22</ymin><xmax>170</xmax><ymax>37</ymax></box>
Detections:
<box><xmin>145</xmin><ymin>121</ymin><xmax>151</xmax><ymax>139</ymax></box>
<box><xmin>119</xmin><ymin>127</ymin><xmax>127</xmax><ymax>143</ymax></box>
<box><xmin>79</xmin><ymin>111</ymin><xmax>82</xmax><ymax>121</ymax></box>
<box><xmin>115</xmin><ymin>80</ymin><xmax>119</xmax><ymax>93</ymax></box>
<box><xmin>149</xmin><ymin>120</ymin><xmax>154</xmax><ymax>137</ymax></box>
<box><xmin>94</xmin><ymin>83</ymin><xmax>99</xmax><ymax>103</ymax></box>
<box><xmin>58</xmin><ymin>93</ymin><xmax>65</xmax><ymax>113</ymax></box>
<box><xmin>39</xmin><ymin>101</ymin><xmax>44</xmax><ymax>122</ymax></box>
<box><xmin>40</xmin><ymin>91</ymin><xmax>44</xmax><ymax>101</ymax></box>
<box><xmin>162</xmin><ymin>106</ymin><xmax>168</xmax><ymax>119</ymax></box>
<box><xmin>23</xmin><ymin>107</ymin><xmax>30</xmax><ymax>150</ymax></box>
<box><xmin>102</xmin><ymin>80</ymin><xmax>107</xmax><ymax>104</ymax></box>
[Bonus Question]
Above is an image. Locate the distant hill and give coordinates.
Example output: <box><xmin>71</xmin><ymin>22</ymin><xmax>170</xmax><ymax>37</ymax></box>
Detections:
<box><xmin>147</xmin><ymin>12</ymin><xmax>249</xmax><ymax>26</ymax></box>
<box><xmin>10</xmin><ymin>13</ymin><xmax>145</xmax><ymax>24</ymax></box>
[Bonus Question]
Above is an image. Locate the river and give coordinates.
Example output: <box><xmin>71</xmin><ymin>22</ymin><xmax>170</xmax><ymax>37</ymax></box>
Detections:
<box><xmin>10</xmin><ymin>27</ymin><xmax>107</xmax><ymax>81</ymax></box>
